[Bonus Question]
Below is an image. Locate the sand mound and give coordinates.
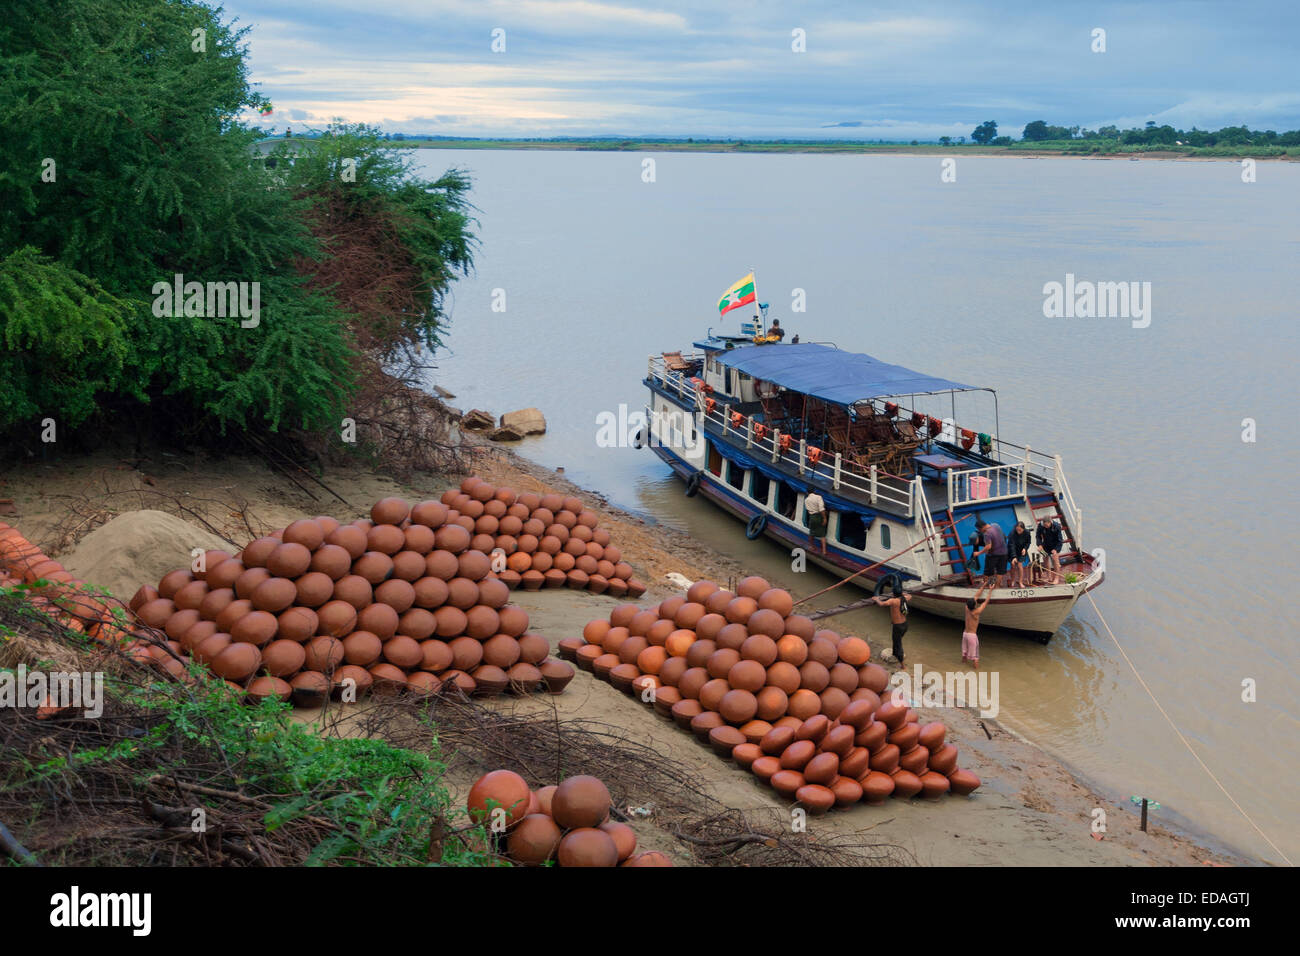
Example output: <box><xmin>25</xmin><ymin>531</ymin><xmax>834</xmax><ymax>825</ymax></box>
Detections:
<box><xmin>63</xmin><ymin>510</ymin><xmax>233</xmax><ymax>600</ymax></box>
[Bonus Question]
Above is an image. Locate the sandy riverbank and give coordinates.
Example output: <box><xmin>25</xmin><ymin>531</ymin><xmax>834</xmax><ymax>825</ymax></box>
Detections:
<box><xmin>0</xmin><ymin>441</ymin><xmax>1245</xmax><ymax>865</ymax></box>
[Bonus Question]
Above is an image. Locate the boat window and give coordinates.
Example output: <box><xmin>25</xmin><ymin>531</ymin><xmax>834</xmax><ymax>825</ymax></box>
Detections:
<box><xmin>707</xmin><ymin>442</ymin><xmax>723</xmax><ymax>476</ymax></box>
<box><xmin>726</xmin><ymin>460</ymin><xmax>746</xmax><ymax>491</ymax></box>
<box><xmin>751</xmin><ymin>471</ymin><xmax>771</xmax><ymax>507</ymax></box>
<box><xmin>837</xmin><ymin>511</ymin><xmax>868</xmax><ymax>551</ymax></box>
<box><xmin>774</xmin><ymin>482</ymin><xmax>798</xmax><ymax>519</ymax></box>
<box><xmin>880</xmin><ymin>523</ymin><xmax>891</xmax><ymax>549</ymax></box>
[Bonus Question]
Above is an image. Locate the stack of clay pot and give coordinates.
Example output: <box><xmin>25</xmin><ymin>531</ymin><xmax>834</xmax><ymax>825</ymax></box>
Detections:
<box><xmin>559</xmin><ymin>575</ymin><xmax>980</xmax><ymax>812</ymax></box>
<box><xmin>0</xmin><ymin>521</ymin><xmax>134</xmax><ymax>648</ymax></box>
<box><xmin>125</xmin><ymin>497</ymin><xmax>576</xmax><ymax>705</ymax></box>
<box><xmin>466</xmin><ymin>769</ymin><xmax>672</xmax><ymax>867</ymax></box>
<box><xmin>440</xmin><ymin>477</ymin><xmax>646</xmax><ymax>598</ymax></box>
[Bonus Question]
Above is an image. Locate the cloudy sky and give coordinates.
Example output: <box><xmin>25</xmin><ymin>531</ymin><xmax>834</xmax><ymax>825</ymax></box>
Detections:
<box><xmin>219</xmin><ymin>0</ymin><xmax>1300</xmax><ymax>140</ymax></box>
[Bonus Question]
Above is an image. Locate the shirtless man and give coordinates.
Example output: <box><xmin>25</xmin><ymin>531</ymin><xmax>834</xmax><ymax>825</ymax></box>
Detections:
<box><xmin>962</xmin><ymin>581</ymin><xmax>993</xmax><ymax>670</ymax></box>
<box><xmin>871</xmin><ymin>584</ymin><xmax>909</xmax><ymax>665</ymax></box>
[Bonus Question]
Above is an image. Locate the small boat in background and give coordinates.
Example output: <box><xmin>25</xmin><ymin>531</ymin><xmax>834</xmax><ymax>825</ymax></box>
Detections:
<box><xmin>642</xmin><ymin>297</ymin><xmax>1103</xmax><ymax>640</ymax></box>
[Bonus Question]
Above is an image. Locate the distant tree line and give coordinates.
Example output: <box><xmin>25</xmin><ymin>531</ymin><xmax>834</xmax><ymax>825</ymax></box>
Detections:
<box><xmin>969</xmin><ymin>119</ymin><xmax>1300</xmax><ymax>147</ymax></box>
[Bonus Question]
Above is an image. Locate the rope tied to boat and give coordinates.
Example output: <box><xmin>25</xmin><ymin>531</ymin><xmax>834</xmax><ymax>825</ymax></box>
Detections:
<box><xmin>1085</xmin><ymin>592</ymin><xmax>1292</xmax><ymax>866</ymax></box>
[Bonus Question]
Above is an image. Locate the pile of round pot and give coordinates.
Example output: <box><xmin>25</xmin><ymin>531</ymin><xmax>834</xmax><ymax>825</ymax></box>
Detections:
<box><xmin>558</xmin><ymin>576</ymin><xmax>981</xmax><ymax>812</ymax></box>
<box><xmin>442</xmin><ymin>477</ymin><xmax>647</xmax><ymax>597</ymax></box>
<box><xmin>0</xmin><ymin>522</ymin><xmax>135</xmax><ymax>647</ymax></box>
<box><xmin>467</xmin><ymin>769</ymin><xmax>671</xmax><ymax>867</ymax></box>
<box><xmin>126</xmin><ymin>497</ymin><xmax>576</xmax><ymax>705</ymax></box>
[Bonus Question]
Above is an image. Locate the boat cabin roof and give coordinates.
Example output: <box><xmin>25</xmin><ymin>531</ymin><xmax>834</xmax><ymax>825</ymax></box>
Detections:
<box><xmin>705</xmin><ymin>341</ymin><xmax>983</xmax><ymax>407</ymax></box>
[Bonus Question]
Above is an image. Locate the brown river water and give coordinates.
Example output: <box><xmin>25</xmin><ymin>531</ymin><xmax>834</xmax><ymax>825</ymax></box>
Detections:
<box><xmin>420</xmin><ymin>148</ymin><xmax>1300</xmax><ymax>863</ymax></box>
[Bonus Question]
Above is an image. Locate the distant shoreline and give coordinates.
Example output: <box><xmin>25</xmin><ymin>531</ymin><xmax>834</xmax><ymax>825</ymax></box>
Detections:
<box><xmin>255</xmin><ymin>137</ymin><xmax>1298</xmax><ymax>162</ymax></box>
<box><xmin>394</xmin><ymin>140</ymin><xmax>1298</xmax><ymax>161</ymax></box>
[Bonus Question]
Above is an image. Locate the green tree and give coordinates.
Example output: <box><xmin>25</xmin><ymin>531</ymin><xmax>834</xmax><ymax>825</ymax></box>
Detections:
<box><xmin>1022</xmin><ymin>120</ymin><xmax>1050</xmax><ymax>141</ymax></box>
<box><xmin>0</xmin><ymin>0</ymin><xmax>473</xmax><ymax>441</ymax></box>
<box><xmin>0</xmin><ymin>247</ymin><xmax>135</xmax><ymax>427</ymax></box>
<box><xmin>971</xmin><ymin>121</ymin><xmax>997</xmax><ymax>143</ymax></box>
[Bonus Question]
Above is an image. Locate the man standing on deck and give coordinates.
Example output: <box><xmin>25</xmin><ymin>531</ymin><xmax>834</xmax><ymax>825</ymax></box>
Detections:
<box><xmin>1036</xmin><ymin>516</ymin><xmax>1063</xmax><ymax>584</ymax></box>
<box><xmin>962</xmin><ymin>581</ymin><xmax>993</xmax><ymax>670</ymax></box>
<box><xmin>804</xmin><ymin>491</ymin><xmax>828</xmax><ymax>555</ymax></box>
<box><xmin>972</xmin><ymin>518</ymin><xmax>1007</xmax><ymax>588</ymax></box>
<box><xmin>871</xmin><ymin>584</ymin><xmax>909</xmax><ymax>665</ymax></box>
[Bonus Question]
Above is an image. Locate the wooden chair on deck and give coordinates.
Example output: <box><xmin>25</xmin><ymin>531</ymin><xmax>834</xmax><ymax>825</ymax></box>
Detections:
<box><xmin>661</xmin><ymin>351</ymin><xmax>690</xmax><ymax>372</ymax></box>
<box><xmin>889</xmin><ymin>421</ymin><xmax>921</xmax><ymax>475</ymax></box>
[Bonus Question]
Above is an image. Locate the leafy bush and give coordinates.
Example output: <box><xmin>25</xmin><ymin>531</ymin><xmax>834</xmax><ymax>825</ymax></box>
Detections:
<box><xmin>0</xmin><ymin>0</ymin><xmax>473</xmax><ymax>443</ymax></box>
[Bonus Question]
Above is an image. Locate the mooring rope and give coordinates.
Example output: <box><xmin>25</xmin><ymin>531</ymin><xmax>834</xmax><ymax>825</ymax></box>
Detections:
<box><xmin>1085</xmin><ymin>592</ymin><xmax>1292</xmax><ymax>866</ymax></box>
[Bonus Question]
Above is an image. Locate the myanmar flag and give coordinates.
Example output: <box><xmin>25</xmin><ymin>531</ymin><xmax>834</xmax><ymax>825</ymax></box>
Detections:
<box><xmin>717</xmin><ymin>273</ymin><xmax>756</xmax><ymax>317</ymax></box>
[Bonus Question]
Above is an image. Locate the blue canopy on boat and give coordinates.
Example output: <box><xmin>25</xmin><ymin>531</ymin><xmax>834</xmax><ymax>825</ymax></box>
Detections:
<box><xmin>712</xmin><ymin>342</ymin><xmax>981</xmax><ymax>407</ymax></box>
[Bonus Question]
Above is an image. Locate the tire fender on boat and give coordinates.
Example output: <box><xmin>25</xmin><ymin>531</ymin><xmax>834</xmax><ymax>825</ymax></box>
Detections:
<box><xmin>632</xmin><ymin>426</ymin><xmax>646</xmax><ymax>449</ymax></box>
<box><xmin>684</xmin><ymin>471</ymin><xmax>703</xmax><ymax>497</ymax></box>
<box><xmin>874</xmin><ymin>572</ymin><xmax>902</xmax><ymax>597</ymax></box>
<box><xmin>745</xmin><ymin>513</ymin><xmax>768</xmax><ymax>540</ymax></box>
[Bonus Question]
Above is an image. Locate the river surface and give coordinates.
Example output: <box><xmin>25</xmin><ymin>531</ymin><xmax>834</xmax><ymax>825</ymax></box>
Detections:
<box><xmin>418</xmin><ymin>148</ymin><xmax>1300</xmax><ymax>864</ymax></box>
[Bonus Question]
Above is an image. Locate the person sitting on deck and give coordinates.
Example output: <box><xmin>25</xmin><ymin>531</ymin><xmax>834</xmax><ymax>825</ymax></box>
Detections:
<box><xmin>972</xmin><ymin>518</ymin><xmax>1008</xmax><ymax>588</ymax></box>
<box><xmin>1035</xmin><ymin>516</ymin><xmax>1063</xmax><ymax>584</ymax></box>
<box><xmin>768</xmin><ymin>318</ymin><xmax>785</xmax><ymax>340</ymax></box>
<box><xmin>1008</xmin><ymin>520</ymin><xmax>1032</xmax><ymax>588</ymax></box>
<box><xmin>804</xmin><ymin>492</ymin><xmax>828</xmax><ymax>555</ymax></box>
<box><xmin>962</xmin><ymin>581</ymin><xmax>993</xmax><ymax>670</ymax></box>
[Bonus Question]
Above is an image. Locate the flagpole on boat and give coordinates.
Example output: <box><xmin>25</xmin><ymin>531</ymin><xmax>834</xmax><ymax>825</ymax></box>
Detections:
<box><xmin>751</xmin><ymin>265</ymin><xmax>763</xmax><ymax>337</ymax></box>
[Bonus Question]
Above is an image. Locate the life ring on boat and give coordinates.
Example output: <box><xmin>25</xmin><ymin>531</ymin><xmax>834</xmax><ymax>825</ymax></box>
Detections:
<box><xmin>745</xmin><ymin>513</ymin><xmax>768</xmax><ymax>540</ymax></box>
<box><xmin>684</xmin><ymin>471</ymin><xmax>703</xmax><ymax>497</ymax></box>
<box><xmin>753</xmin><ymin>422</ymin><xmax>768</xmax><ymax>440</ymax></box>
<box><xmin>689</xmin><ymin>377</ymin><xmax>706</xmax><ymax>391</ymax></box>
<box><xmin>730</xmin><ymin>411</ymin><xmax>744</xmax><ymax>429</ymax></box>
<box><xmin>704</xmin><ymin>397</ymin><xmax>717</xmax><ymax>414</ymax></box>
<box><xmin>807</xmin><ymin>445</ymin><xmax>823</xmax><ymax>466</ymax></box>
<box><xmin>779</xmin><ymin>434</ymin><xmax>793</xmax><ymax>453</ymax></box>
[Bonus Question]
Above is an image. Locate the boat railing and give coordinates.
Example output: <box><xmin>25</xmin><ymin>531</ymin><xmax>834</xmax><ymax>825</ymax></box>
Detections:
<box><xmin>1053</xmin><ymin>455</ymin><xmax>1084</xmax><ymax>551</ymax></box>
<box><xmin>946</xmin><ymin>462</ymin><xmax>1031</xmax><ymax>510</ymax></box>
<box><xmin>986</xmin><ymin>435</ymin><xmax>1058</xmax><ymax>484</ymax></box>
<box><xmin>912</xmin><ymin>479</ymin><xmax>943</xmax><ymax>581</ymax></box>
<box><xmin>708</xmin><ymin>406</ymin><xmax>916</xmax><ymax>517</ymax></box>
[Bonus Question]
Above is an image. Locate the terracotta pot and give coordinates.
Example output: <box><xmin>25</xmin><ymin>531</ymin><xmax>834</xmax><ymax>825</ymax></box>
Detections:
<box><xmin>868</xmin><ymin>743</ymin><xmax>900</xmax><ymax>774</ymax></box>
<box><xmin>919</xmin><ymin>771</ymin><xmax>951</xmax><ymax>799</ymax></box>
<box><xmin>671</xmin><ymin>698</ymin><xmax>703</xmax><ymax>729</ymax></box>
<box><xmin>803</xmin><ymin>752</ymin><xmax>840</xmax><ymax>785</ymax></box>
<box><xmin>861</xmin><ymin>771</ymin><xmax>896</xmax><ymax>805</ymax></box>
<box><xmin>929</xmin><ymin>744</ymin><xmax>959</xmax><ymax>777</ymax></box>
<box><xmin>947</xmin><ymin>768</ymin><xmax>981</xmax><ymax>796</ymax></box>
<box><xmin>898</xmin><ymin>744</ymin><xmax>930</xmax><ymax>776</ymax></box>
<box><xmin>770</xmin><ymin>770</ymin><xmax>805</xmax><ymax>798</ymax></box>
<box><xmin>690</xmin><ymin>710</ymin><xmax>725</xmax><ymax>741</ymax></box>
<box><xmin>888</xmin><ymin>723</ymin><xmax>920</xmax><ymax>752</ymax></box>
<box><xmin>652</xmin><ymin>684</ymin><xmax>682</xmax><ymax>716</ymax></box>
<box><xmin>829</xmin><ymin>775</ymin><xmax>864</xmax><ymax>808</ymax></box>
<box><xmin>778</xmin><ymin>739</ymin><xmax>816</xmax><ymax>771</ymax></box>
<box><xmin>708</xmin><ymin>725</ymin><xmax>747</xmax><ymax>758</ymax></box>
<box><xmin>539</xmin><ymin>659</ymin><xmax>575</xmax><ymax>694</ymax></box>
<box><xmin>917</xmin><ymin>721</ymin><xmax>947</xmax><ymax>752</ymax></box>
